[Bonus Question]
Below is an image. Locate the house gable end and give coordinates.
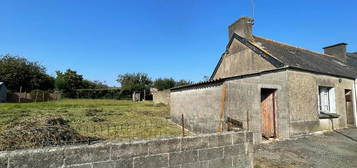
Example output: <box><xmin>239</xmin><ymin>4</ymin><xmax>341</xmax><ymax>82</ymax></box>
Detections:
<box><xmin>211</xmin><ymin>34</ymin><xmax>284</xmax><ymax>80</ymax></box>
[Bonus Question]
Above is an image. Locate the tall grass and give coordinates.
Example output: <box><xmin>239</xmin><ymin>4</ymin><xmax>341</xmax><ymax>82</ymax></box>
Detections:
<box><xmin>0</xmin><ymin>99</ymin><xmax>181</xmax><ymax>142</ymax></box>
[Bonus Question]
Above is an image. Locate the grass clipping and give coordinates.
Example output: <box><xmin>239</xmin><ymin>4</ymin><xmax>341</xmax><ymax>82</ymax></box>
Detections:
<box><xmin>0</xmin><ymin>115</ymin><xmax>92</xmax><ymax>151</ymax></box>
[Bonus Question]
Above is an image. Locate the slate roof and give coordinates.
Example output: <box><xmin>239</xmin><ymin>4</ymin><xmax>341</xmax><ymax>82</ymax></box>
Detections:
<box><xmin>175</xmin><ymin>34</ymin><xmax>357</xmax><ymax>91</ymax></box>
<box><xmin>253</xmin><ymin>36</ymin><xmax>357</xmax><ymax>79</ymax></box>
<box><xmin>347</xmin><ymin>53</ymin><xmax>357</xmax><ymax>71</ymax></box>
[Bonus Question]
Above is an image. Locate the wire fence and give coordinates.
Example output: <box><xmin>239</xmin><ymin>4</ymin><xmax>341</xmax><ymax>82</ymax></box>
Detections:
<box><xmin>0</xmin><ymin>117</ymin><xmax>245</xmax><ymax>151</ymax></box>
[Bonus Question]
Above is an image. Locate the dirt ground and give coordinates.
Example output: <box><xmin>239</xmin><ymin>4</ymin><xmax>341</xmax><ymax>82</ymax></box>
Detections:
<box><xmin>254</xmin><ymin>128</ymin><xmax>357</xmax><ymax>168</ymax></box>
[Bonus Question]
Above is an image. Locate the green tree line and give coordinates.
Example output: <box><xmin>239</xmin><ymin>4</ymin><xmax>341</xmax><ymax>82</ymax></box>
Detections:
<box><xmin>0</xmin><ymin>54</ymin><xmax>193</xmax><ymax>98</ymax></box>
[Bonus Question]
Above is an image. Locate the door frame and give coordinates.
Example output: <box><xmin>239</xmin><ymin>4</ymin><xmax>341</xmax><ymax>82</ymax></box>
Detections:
<box><xmin>260</xmin><ymin>88</ymin><xmax>277</xmax><ymax>139</ymax></box>
<box><xmin>345</xmin><ymin>89</ymin><xmax>355</xmax><ymax>127</ymax></box>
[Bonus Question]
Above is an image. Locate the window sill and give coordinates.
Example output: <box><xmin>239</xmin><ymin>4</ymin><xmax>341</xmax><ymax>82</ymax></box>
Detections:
<box><xmin>319</xmin><ymin>112</ymin><xmax>339</xmax><ymax>119</ymax></box>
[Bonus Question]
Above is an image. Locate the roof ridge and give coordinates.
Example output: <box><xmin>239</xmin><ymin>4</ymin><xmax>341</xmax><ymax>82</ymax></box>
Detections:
<box><xmin>253</xmin><ymin>35</ymin><xmax>338</xmax><ymax>59</ymax></box>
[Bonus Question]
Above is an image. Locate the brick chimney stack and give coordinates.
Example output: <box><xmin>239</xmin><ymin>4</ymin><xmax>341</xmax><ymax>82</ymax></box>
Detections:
<box><xmin>228</xmin><ymin>17</ymin><xmax>254</xmax><ymax>41</ymax></box>
<box><xmin>323</xmin><ymin>43</ymin><xmax>347</xmax><ymax>61</ymax></box>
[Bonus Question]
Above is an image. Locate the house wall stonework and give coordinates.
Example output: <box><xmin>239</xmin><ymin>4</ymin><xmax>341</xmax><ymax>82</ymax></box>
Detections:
<box><xmin>224</xmin><ymin>71</ymin><xmax>289</xmax><ymax>144</ymax></box>
<box><xmin>212</xmin><ymin>39</ymin><xmax>276</xmax><ymax>80</ymax></box>
<box><xmin>171</xmin><ymin>71</ymin><xmax>290</xmax><ymax>144</ymax></box>
<box><xmin>287</xmin><ymin>70</ymin><xmax>354</xmax><ymax>136</ymax></box>
<box><xmin>171</xmin><ymin>69</ymin><xmax>356</xmax><ymax>144</ymax></box>
<box><xmin>151</xmin><ymin>89</ymin><xmax>170</xmax><ymax>105</ymax></box>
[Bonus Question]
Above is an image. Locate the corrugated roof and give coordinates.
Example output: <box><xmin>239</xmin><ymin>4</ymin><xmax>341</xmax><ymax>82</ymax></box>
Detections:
<box><xmin>253</xmin><ymin>36</ymin><xmax>357</xmax><ymax>79</ymax></box>
<box><xmin>172</xmin><ymin>67</ymin><xmax>292</xmax><ymax>91</ymax></box>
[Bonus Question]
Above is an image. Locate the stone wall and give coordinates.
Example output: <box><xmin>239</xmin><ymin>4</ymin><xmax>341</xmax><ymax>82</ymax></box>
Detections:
<box><xmin>170</xmin><ymin>83</ymin><xmax>224</xmax><ymax>133</ymax></box>
<box><xmin>0</xmin><ymin>131</ymin><xmax>253</xmax><ymax>168</ymax></box>
<box><xmin>224</xmin><ymin>70</ymin><xmax>289</xmax><ymax>144</ymax></box>
<box><xmin>152</xmin><ymin>89</ymin><xmax>170</xmax><ymax>105</ymax></box>
<box><xmin>171</xmin><ymin>71</ymin><xmax>289</xmax><ymax>144</ymax></box>
<box><xmin>212</xmin><ymin>38</ymin><xmax>276</xmax><ymax>80</ymax></box>
<box><xmin>287</xmin><ymin>70</ymin><xmax>355</xmax><ymax>136</ymax></box>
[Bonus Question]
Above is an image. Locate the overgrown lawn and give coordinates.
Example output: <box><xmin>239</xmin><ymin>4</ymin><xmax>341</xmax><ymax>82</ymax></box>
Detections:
<box><xmin>0</xmin><ymin>99</ymin><xmax>182</xmax><ymax>142</ymax></box>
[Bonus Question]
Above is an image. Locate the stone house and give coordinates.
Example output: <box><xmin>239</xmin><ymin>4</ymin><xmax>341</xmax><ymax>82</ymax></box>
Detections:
<box><xmin>0</xmin><ymin>82</ymin><xmax>7</xmax><ymax>102</ymax></box>
<box><xmin>170</xmin><ymin>17</ymin><xmax>357</xmax><ymax>144</ymax></box>
<box><xmin>150</xmin><ymin>88</ymin><xmax>170</xmax><ymax>105</ymax></box>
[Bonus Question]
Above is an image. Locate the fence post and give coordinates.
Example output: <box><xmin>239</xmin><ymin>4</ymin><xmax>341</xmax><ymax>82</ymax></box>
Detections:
<box><xmin>18</xmin><ymin>86</ymin><xmax>22</xmax><ymax>103</ymax></box>
<box><xmin>35</xmin><ymin>90</ymin><xmax>38</xmax><ymax>103</ymax></box>
<box><xmin>181</xmin><ymin>114</ymin><xmax>185</xmax><ymax>137</ymax></box>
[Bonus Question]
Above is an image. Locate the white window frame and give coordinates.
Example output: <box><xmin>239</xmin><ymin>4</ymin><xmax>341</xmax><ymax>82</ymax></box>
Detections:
<box><xmin>318</xmin><ymin>86</ymin><xmax>336</xmax><ymax>114</ymax></box>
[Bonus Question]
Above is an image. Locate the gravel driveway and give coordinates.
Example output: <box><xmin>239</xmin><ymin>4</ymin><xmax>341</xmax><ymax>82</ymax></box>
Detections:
<box><xmin>254</xmin><ymin>128</ymin><xmax>357</xmax><ymax>168</ymax></box>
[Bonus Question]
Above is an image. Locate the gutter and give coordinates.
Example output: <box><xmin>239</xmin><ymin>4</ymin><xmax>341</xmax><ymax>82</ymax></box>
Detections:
<box><xmin>171</xmin><ymin>67</ymin><xmax>289</xmax><ymax>91</ymax></box>
<box><xmin>353</xmin><ymin>79</ymin><xmax>357</xmax><ymax>127</ymax></box>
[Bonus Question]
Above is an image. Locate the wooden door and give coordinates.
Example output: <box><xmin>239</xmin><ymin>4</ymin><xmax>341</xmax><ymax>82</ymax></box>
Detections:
<box><xmin>261</xmin><ymin>89</ymin><xmax>276</xmax><ymax>138</ymax></box>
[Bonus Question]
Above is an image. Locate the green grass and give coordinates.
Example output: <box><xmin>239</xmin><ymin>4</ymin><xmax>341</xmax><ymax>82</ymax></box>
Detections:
<box><xmin>0</xmin><ymin>99</ymin><xmax>182</xmax><ymax>141</ymax></box>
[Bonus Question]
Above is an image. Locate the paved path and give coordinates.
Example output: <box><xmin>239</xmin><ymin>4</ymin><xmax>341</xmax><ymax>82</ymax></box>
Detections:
<box><xmin>254</xmin><ymin>128</ymin><xmax>357</xmax><ymax>168</ymax></box>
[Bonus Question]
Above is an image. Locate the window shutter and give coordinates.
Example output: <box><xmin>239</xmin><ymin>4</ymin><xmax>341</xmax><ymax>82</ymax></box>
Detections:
<box><xmin>320</xmin><ymin>88</ymin><xmax>330</xmax><ymax>112</ymax></box>
<box><xmin>329</xmin><ymin>88</ymin><xmax>336</xmax><ymax>113</ymax></box>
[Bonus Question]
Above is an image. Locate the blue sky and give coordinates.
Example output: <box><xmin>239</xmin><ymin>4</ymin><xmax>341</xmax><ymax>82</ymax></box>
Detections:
<box><xmin>1</xmin><ymin>0</ymin><xmax>356</xmax><ymax>86</ymax></box>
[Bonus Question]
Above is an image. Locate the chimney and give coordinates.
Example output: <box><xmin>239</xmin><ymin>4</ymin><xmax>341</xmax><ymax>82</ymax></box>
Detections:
<box><xmin>323</xmin><ymin>43</ymin><xmax>347</xmax><ymax>61</ymax></box>
<box><xmin>228</xmin><ymin>17</ymin><xmax>254</xmax><ymax>41</ymax></box>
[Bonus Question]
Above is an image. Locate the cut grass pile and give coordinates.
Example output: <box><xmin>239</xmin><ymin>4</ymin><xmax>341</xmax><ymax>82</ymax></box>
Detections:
<box><xmin>0</xmin><ymin>99</ymin><xmax>182</xmax><ymax>150</ymax></box>
<box><xmin>0</xmin><ymin>115</ymin><xmax>91</xmax><ymax>151</ymax></box>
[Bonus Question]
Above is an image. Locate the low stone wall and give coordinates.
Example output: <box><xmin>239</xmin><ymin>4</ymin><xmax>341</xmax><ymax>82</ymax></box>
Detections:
<box><xmin>0</xmin><ymin>131</ymin><xmax>253</xmax><ymax>168</ymax></box>
<box><xmin>170</xmin><ymin>84</ymin><xmax>223</xmax><ymax>134</ymax></box>
<box><xmin>152</xmin><ymin>89</ymin><xmax>170</xmax><ymax>105</ymax></box>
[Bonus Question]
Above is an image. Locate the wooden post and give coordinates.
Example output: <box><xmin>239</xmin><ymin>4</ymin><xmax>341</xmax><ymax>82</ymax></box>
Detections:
<box><xmin>35</xmin><ymin>90</ymin><xmax>38</xmax><ymax>103</ymax></box>
<box><xmin>42</xmin><ymin>92</ymin><xmax>45</xmax><ymax>102</ymax></box>
<box><xmin>181</xmin><ymin>114</ymin><xmax>185</xmax><ymax>137</ymax></box>
<box><xmin>18</xmin><ymin>86</ymin><xmax>22</xmax><ymax>103</ymax></box>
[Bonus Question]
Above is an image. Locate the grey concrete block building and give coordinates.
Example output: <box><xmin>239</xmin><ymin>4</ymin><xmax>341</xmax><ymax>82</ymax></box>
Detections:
<box><xmin>170</xmin><ymin>17</ymin><xmax>357</xmax><ymax>144</ymax></box>
<box><xmin>0</xmin><ymin>82</ymin><xmax>7</xmax><ymax>102</ymax></box>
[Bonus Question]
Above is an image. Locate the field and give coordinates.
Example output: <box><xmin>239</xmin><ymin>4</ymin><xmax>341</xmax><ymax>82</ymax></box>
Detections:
<box><xmin>0</xmin><ymin>99</ymin><xmax>183</xmax><ymax>150</ymax></box>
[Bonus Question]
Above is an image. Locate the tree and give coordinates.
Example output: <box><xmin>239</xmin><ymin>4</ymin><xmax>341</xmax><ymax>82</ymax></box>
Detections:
<box><xmin>117</xmin><ymin>73</ymin><xmax>152</xmax><ymax>93</ymax></box>
<box><xmin>0</xmin><ymin>54</ymin><xmax>54</xmax><ymax>91</ymax></box>
<box><xmin>55</xmin><ymin>69</ymin><xmax>84</xmax><ymax>97</ymax></box>
<box><xmin>202</xmin><ymin>75</ymin><xmax>210</xmax><ymax>82</ymax></box>
<box><xmin>82</xmin><ymin>80</ymin><xmax>109</xmax><ymax>89</ymax></box>
<box><xmin>175</xmin><ymin>79</ymin><xmax>193</xmax><ymax>87</ymax></box>
<box><xmin>152</xmin><ymin>78</ymin><xmax>176</xmax><ymax>90</ymax></box>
